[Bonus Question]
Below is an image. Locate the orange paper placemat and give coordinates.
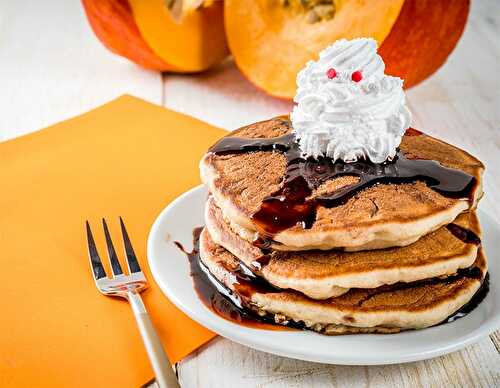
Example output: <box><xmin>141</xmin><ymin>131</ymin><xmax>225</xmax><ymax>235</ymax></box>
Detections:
<box><xmin>0</xmin><ymin>96</ymin><xmax>224</xmax><ymax>387</ymax></box>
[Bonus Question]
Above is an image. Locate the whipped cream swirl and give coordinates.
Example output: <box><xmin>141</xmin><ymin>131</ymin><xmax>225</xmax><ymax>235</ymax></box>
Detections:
<box><xmin>290</xmin><ymin>38</ymin><xmax>411</xmax><ymax>163</ymax></box>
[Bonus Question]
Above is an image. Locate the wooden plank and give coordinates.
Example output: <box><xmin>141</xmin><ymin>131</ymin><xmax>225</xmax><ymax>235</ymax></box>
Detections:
<box><xmin>491</xmin><ymin>331</ymin><xmax>500</xmax><ymax>354</ymax></box>
<box><xmin>0</xmin><ymin>1</ymin><xmax>162</xmax><ymax>141</ymax></box>
<box><xmin>177</xmin><ymin>337</ymin><xmax>499</xmax><ymax>388</ymax></box>
<box><xmin>162</xmin><ymin>61</ymin><xmax>293</xmax><ymax>131</ymax></box>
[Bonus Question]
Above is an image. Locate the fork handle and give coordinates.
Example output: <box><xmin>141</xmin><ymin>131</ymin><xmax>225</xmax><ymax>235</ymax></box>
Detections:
<box><xmin>128</xmin><ymin>290</ymin><xmax>180</xmax><ymax>388</ymax></box>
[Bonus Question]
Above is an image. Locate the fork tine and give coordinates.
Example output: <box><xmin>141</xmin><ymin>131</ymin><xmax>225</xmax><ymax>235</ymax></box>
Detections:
<box><xmin>86</xmin><ymin>221</ymin><xmax>107</xmax><ymax>280</ymax></box>
<box><xmin>119</xmin><ymin>217</ymin><xmax>142</xmax><ymax>274</ymax></box>
<box><xmin>102</xmin><ymin>218</ymin><xmax>124</xmax><ymax>277</ymax></box>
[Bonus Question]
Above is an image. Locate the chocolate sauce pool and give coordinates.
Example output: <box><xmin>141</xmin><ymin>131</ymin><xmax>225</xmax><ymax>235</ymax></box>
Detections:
<box><xmin>175</xmin><ymin>228</ymin><xmax>489</xmax><ymax>332</ymax></box>
<box><xmin>175</xmin><ymin>228</ymin><xmax>300</xmax><ymax>331</ymax></box>
<box><xmin>208</xmin><ymin>128</ymin><xmax>477</xmax><ymax>237</ymax></box>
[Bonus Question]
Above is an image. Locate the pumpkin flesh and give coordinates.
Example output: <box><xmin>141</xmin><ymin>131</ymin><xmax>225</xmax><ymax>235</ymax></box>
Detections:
<box><xmin>225</xmin><ymin>0</ymin><xmax>469</xmax><ymax>98</ymax></box>
<box><xmin>82</xmin><ymin>0</ymin><xmax>174</xmax><ymax>71</ymax></box>
<box><xmin>82</xmin><ymin>0</ymin><xmax>228</xmax><ymax>72</ymax></box>
<box><xmin>225</xmin><ymin>0</ymin><xmax>405</xmax><ymax>98</ymax></box>
<box><xmin>129</xmin><ymin>0</ymin><xmax>229</xmax><ymax>72</ymax></box>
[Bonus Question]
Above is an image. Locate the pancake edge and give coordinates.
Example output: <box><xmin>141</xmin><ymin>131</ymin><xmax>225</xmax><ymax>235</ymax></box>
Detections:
<box><xmin>205</xmin><ymin>196</ymin><xmax>480</xmax><ymax>300</ymax></box>
<box><xmin>199</xmin><ymin>228</ymin><xmax>487</xmax><ymax>331</ymax></box>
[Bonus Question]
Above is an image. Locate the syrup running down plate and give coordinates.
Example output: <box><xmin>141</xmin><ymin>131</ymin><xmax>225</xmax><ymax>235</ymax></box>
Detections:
<box><xmin>148</xmin><ymin>185</ymin><xmax>500</xmax><ymax>365</ymax></box>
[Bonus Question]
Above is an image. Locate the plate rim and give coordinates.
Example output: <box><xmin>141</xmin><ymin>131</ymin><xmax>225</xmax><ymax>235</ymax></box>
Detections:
<box><xmin>147</xmin><ymin>184</ymin><xmax>500</xmax><ymax>365</ymax></box>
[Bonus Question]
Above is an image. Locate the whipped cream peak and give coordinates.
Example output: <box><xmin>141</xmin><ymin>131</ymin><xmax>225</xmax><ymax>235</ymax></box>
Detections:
<box><xmin>291</xmin><ymin>38</ymin><xmax>411</xmax><ymax>164</ymax></box>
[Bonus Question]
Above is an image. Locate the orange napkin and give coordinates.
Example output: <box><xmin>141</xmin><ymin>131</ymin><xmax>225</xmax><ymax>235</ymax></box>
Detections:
<box><xmin>0</xmin><ymin>95</ymin><xmax>224</xmax><ymax>387</ymax></box>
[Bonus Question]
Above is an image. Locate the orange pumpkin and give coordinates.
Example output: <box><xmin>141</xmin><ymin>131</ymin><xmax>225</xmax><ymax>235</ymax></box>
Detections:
<box><xmin>224</xmin><ymin>0</ymin><xmax>470</xmax><ymax>98</ymax></box>
<box><xmin>82</xmin><ymin>0</ymin><xmax>229</xmax><ymax>72</ymax></box>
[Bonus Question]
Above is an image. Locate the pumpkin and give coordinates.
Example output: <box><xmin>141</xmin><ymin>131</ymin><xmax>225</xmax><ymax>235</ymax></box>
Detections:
<box><xmin>82</xmin><ymin>0</ymin><xmax>229</xmax><ymax>72</ymax></box>
<box><xmin>224</xmin><ymin>0</ymin><xmax>470</xmax><ymax>98</ymax></box>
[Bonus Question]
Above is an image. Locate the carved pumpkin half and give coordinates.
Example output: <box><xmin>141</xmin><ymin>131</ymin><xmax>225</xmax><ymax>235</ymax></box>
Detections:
<box><xmin>224</xmin><ymin>0</ymin><xmax>470</xmax><ymax>98</ymax></box>
<box><xmin>82</xmin><ymin>0</ymin><xmax>229</xmax><ymax>72</ymax></box>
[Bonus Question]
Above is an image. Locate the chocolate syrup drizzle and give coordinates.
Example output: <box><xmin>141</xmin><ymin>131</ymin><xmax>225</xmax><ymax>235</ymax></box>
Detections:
<box><xmin>446</xmin><ymin>223</ymin><xmax>482</xmax><ymax>245</ymax></box>
<box><xmin>209</xmin><ymin>127</ymin><xmax>477</xmax><ymax>237</ymax></box>
<box><xmin>176</xmin><ymin>228</ymin><xmax>489</xmax><ymax>332</ymax></box>
<box><xmin>191</xmin><ymin>123</ymin><xmax>487</xmax><ymax>330</ymax></box>
<box><xmin>176</xmin><ymin>228</ymin><xmax>300</xmax><ymax>331</ymax></box>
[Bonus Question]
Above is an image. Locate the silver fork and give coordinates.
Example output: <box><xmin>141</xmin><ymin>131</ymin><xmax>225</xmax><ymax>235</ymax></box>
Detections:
<box><xmin>85</xmin><ymin>218</ymin><xmax>180</xmax><ymax>388</ymax></box>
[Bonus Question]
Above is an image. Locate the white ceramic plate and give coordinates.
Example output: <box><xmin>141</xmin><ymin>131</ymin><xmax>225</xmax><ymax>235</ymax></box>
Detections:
<box><xmin>148</xmin><ymin>185</ymin><xmax>500</xmax><ymax>365</ymax></box>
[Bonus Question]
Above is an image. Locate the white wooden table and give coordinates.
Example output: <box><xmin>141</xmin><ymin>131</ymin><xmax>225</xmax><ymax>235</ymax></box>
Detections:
<box><xmin>1</xmin><ymin>1</ymin><xmax>499</xmax><ymax>387</ymax></box>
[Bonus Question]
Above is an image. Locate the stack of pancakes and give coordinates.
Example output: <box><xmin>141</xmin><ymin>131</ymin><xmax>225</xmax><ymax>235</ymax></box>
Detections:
<box><xmin>198</xmin><ymin>117</ymin><xmax>487</xmax><ymax>334</ymax></box>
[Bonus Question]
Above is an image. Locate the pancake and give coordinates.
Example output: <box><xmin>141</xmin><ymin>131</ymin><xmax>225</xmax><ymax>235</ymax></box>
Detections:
<box><xmin>205</xmin><ymin>196</ymin><xmax>482</xmax><ymax>299</ymax></box>
<box><xmin>198</xmin><ymin>227</ymin><xmax>488</xmax><ymax>333</ymax></box>
<box><xmin>200</xmin><ymin>117</ymin><xmax>484</xmax><ymax>251</ymax></box>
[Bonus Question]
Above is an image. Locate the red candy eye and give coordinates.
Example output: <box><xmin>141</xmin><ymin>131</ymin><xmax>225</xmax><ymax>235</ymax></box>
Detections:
<box><xmin>326</xmin><ymin>68</ymin><xmax>337</xmax><ymax>79</ymax></box>
<box><xmin>351</xmin><ymin>70</ymin><xmax>363</xmax><ymax>82</ymax></box>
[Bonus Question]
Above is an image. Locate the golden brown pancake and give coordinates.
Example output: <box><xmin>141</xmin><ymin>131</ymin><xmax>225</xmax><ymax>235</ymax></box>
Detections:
<box><xmin>205</xmin><ymin>196</ymin><xmax>482</xmax><ymax>299</ymax></box>
<box><xmin>200</xmin><ymin>117</ymin><xmax>484</xmax><ymax>251</ymax></box>
<box><xmin>199</xmin><ymin>227</ymin><xmax>488</xmax><ymax>333</ymax></box>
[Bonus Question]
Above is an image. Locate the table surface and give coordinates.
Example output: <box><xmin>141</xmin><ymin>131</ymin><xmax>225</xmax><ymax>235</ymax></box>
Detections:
<box><xmin>2</xmin><ymin>1</ymin><xmax>499</xmax><ymax>387</ymax></box>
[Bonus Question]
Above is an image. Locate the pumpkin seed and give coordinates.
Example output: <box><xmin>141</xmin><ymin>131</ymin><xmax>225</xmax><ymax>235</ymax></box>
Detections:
<box><xmin>306</xmin><ymin>9</ymin><xmax>320</xmax><ymax>23</ymax></box>
<box><xmin>314</xmin><ymin>3</ymin><xmax>335</xmax><ymax>20</ymax></box>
